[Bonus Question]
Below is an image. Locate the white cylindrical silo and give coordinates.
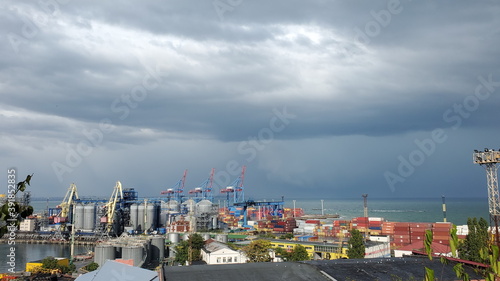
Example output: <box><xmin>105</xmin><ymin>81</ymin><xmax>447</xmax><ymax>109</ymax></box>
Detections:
<box><xmin>196</xmin><ymin>200</ymin><xmax>212</xmax><ymax>214</ymax></box>
<box><xmin>122</xmin><ymin>245</ymin><xmax>144</xmax><ymax>267</ymax></box>
<box><xmin>168</xmin><ymin>232</ymin><xmax>180</xmax><ymax>244</ymax></box>
<box><xmin>74</xmin><ymin>204</ymin><xmax>84</xmax><ymax>230</ymax></box>
<box><xmin>145</xmin><ymin>204</ymin><xmax>155</xmax><ymax>231</ymax></box>
<box><xmin>94</xmin><ymin>244</ymin><xmax>115</xmax><ymax>267</ymax></box>
<box><xmin>137</xmin><ymin>204</ymin><xmax>145</xmax><ymax>232</ymax></box>
<box><xmin>83</xmin><ymin>204</ymin><xmax>96</xmax><ymax>231</ymax></box>
<box><xmin>130</xmin><ymin>204</ymin><xmax>138</xmax><ymax>230</ymax></box>
<box><xmin>167</xmin><ymin>200</ymin><xmax>179</xmax><ymax>213</ymax></box>
<box><xmin>151</xmin><ymin>237</ymin><xmax>165</xmax><ymax>261</ymax></box>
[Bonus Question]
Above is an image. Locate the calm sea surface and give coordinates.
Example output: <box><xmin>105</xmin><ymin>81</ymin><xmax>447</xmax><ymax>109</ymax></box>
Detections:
<box><xmin>0</xmin><ymin>197</ymin><xmax>489</xmax><ymax>273</ymax></box>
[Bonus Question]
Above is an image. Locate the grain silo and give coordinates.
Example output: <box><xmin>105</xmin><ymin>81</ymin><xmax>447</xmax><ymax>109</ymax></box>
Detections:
<box><xmin>74</xmin><ymin>204</ymin><xmax>84</xmax><ymax>230</ymax></box>
<box><xmin>122</xmin><ymin>245</ymin><xmax>144</xmax><ymax>267</ymax></box>
<box><xmin>130</xmin><ymin>204</ymin><xmax>138</xmax><ymax>230</ymax></box>
<box><xmin>137</xmin><ymin>204</ymin><xmax>145</xmax><ymax>232</ymax></box>
<box><xmin>94</xmin><ymin>244</ymin><xmax>115</xmax><ymax>267</ymax></box>
<box><xmin>151</xmin><ymin>237</ymin><xmax>165</xmax><ymax>261</ymax></box>
<box><xmin>83</xmin><ymin>204</ymin><xmax>96</xmax><ymax>231</ymax></box>
<box><xmin>168</xmin><ymin>232</ymin><xmax>180</xmax><ymax>244</ymax></box>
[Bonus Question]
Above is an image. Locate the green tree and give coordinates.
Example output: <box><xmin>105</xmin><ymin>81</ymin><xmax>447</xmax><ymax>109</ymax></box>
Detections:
<box><xmin>288</xmin><ymin>245</ymin><xmax>310</xmax><ymax>261</ymax></box>
<box><xmin>41</xmin><ymin>256</ymin><xmax>58</xmax><ymax>270</ymax></box>
<box><xmin>279</xmin><ymin>233</ymin><xmax>294</xmax><ymax>240</ymax></box>
<box><xmin>274</xmin><ymin>245</ymin><xmax>309</xmax><ymax>261</ymax></box>
<box><xmin>174</xmin><ymin>233</ymin><xmax>205</xmax><ymax>265</ymax></box>
<box><xmin>242</xmin><ymin>240</ymin><xmax>272</xmax><ymax>262</ymax></box>
<box><xmin>84</xmin><ymin>262</ymin><xmax>99</xmax><ymax>272</ymax></box>
<box><xmin>347</xmin><ymin>229</ymin><xmax>365</xmax><ymax>259</ymax></box>
<box><xmin>458</xmin><ymin>217</ymin><xmax>489</xmax><ymax>263</ymax></box>
<box><xmin>0</xmin><ymin>174</ymin><xmax>34</xmax><ymax>236</ymax></box>
<box><xmin>174</xmin><ymin>240</ymin><xmax>189</xmax><ymax>265</ymax></box>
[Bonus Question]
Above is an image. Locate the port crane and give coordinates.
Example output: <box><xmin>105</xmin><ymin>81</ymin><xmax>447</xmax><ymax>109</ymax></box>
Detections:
<box><xmin>188</xmin><ymin>168</ymin><xmax>215</xmax><ymax>202</ymax></box>
<box><xmin>161</xmin><ymin>169</ymin><xmax>188</xmax><ymax>202</ymax></box>
<box><xmin>103</xmin><ymin>181</ymin><xmax>124</xmax><ymax>234</ymax></box>
<box><xmin>52</xmin><ymin>183</ymin><xmax>79</xmax><ymax>240</ymax></box>
<box><xmin>220</xmin><ymin>166</ymin><xmax>246</xmax><ymax>205</ymax></box>
<box><xmin>54</xmin><ymin>183</ymin><xmax>79</xmax><ymax>225</ymax></box>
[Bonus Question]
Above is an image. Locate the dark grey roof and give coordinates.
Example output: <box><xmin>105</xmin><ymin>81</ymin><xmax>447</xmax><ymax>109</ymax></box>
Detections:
<box><xmin>304</xmin><ymin>257</ymin><xmax>483</xmax><ymax>281</ymax></box>
<box><xmin>163</xmin><ymin>262</ymin><xmax>323</xmax><ymax>281</ymax></box>
<box><xmin>163</xmin><ymin>257</ymin><xmax>484</xmax><ymax>281</ymax></box>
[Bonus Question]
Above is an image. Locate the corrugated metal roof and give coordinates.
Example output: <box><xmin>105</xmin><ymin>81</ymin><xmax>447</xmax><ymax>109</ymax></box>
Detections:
<box><xmin>75</xmin><ymin>260</ymin><xmax>158</xmax><ymax>281</ymax></box>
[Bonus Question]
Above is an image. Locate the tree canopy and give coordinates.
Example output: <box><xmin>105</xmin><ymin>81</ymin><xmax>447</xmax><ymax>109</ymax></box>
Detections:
<box><xmin>276</xmin><ymin>244</ymin><xmax>310</xmax><ymax>261</ymax></box>
<box><xmin>1</xmin><ymin>174</ymin><xmax>34</xmax><ymax>237</ymax></box>
<box><xmin>174</xmin><ymin>233</ymin><xmax>205</xmax><ymax>265</ymax></box>
<box><xmin>347</xmin><ymin>229</ymin><xmax>365</xmax><ymax>259</ymax></box>
<box><xmin>458</xmin><ymin>217</ymin><xmax>489</xmax><ymax>263</ymax></box>
<box><xmin>242</xmin><ymin>240</ymin><xmax>273</xmax><ymax>262</ymax></box>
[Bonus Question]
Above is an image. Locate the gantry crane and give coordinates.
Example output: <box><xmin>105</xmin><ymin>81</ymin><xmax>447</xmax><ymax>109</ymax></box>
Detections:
<box><xmin>189</xmin><ymin>168</ymin><xmax>215</xmax><ymax>201</ymax></box>
<box><xmin>161</xmin><ymin>169</ymin><xmax>188</xmax><ymax>202</ymax></box>
<box><xmin>220</xmin><ymin>166</ymin><xmax>246</xmax><ymax>205</ymax></box>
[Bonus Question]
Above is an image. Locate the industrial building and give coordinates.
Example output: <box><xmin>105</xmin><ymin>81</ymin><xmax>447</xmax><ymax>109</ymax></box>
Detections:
<box><xmin>268</xmin><ymin>239</ymin><xmax>390</xmax><ymax>260</ymax></box>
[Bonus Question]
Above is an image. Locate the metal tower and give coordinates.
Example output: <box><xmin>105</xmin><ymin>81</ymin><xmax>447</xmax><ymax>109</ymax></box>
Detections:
<box><xmin>161</xmin><ymin>169</ymin><xmax>188</xmax><ymax>202</ymax></box>
<box><xmin>473</xmin><ymin>148</ymin><xmax>500</xmax><ymax>244</ymax></box>
<box><xmin>362</xmin><ymin>194</ymin><xmax>368</xmax><ymax>218</ymax></box>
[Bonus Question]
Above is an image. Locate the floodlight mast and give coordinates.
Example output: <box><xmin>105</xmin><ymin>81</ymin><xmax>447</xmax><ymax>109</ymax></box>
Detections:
<box><xmin>473</xmin><ymin>148</ymin><xmax>500</xmax><ymax>245</ymax></box>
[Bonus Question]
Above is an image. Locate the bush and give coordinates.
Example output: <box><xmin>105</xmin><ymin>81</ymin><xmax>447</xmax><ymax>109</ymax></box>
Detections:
<box><xmin>84</xmin><ymin>262</ymin><xmax>99</xmax><ymax>272</ymax></box>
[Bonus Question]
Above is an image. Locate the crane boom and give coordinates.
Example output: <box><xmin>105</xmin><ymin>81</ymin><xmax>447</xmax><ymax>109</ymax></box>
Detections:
<box><xmin>59</xmin><ymin>183</ymin><xmax>79</xmax><ymax>219</ymax></box>
<box><xmin>105</xmin><ymin>181</ymin><xmax>123</xmax><ymax>233</ymax></box>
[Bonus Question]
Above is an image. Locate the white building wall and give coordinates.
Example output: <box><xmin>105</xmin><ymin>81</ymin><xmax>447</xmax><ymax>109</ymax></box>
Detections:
<box><xmin>202</xmin><ymin>248</ymin><xmax>247</xmax><ymax>265</ymax></box>
<box><xmin>19</xmin><ymin>219</ymin><xmax>36</xmax><ymax>232</ymax></box>
<box><xmin>365</xmin><ymin>242</ymin><xmax>391</xmax><ymax>258</ymax></box>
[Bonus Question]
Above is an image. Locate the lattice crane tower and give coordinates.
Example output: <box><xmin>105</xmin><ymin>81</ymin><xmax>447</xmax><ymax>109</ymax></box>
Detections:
<box><xmin>473</xmin><ymin>148</ymin><xmax>500</xmax><ymax>243</ymax></box>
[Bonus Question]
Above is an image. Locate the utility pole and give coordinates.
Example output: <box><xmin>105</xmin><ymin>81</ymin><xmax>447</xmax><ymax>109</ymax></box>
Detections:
<box><xmin>442</xmin><ymin>195</ymin><xmax>447</xmax><ymax>223</ymax></box>
<box><xmin>362</xmin><ymin>194</ymin><xmax>368</xmax><ymax>218</ymax></box>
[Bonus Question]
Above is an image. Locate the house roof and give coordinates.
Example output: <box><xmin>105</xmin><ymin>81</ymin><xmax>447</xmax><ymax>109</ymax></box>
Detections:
<box><xmin>204</xmin><ymin>240</ymin><xmax>237</xmax><ymax>254</ymax></box>
<box><xmin>75</xmin><ymin>260</ymin><xmax>158</xmax><ymax>281</ymax></box>
<box><xmin>396</xmin><ymin>241</ymin><xmax>451</xmax><ymax>254</ymax></box>
<box><xmin>162</xmin><ymin>257</ymin><xmax>484</xmax><ymax>281</ymax></box>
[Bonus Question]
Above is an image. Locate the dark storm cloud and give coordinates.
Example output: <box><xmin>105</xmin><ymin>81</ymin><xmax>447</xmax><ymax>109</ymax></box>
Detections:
<box><xmin>1</xmin><ymin>0</ymin><xmax>500</xmax><ymax>198</ymax></box>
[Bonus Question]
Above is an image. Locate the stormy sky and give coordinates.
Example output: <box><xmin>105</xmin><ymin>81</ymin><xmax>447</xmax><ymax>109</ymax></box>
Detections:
<box><xmin>1</xmin><ymin>0</ymin><xmax>500</xmax><ymax>200</ymax></box>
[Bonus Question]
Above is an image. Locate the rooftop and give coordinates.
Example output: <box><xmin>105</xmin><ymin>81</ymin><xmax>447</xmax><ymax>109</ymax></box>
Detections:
<box><xmin>163</xmin><ymin>256</ymin><xmax>484</xmax><ymax>281</ymax></box>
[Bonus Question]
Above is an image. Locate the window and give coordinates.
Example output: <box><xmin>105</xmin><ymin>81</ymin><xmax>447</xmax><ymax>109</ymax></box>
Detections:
<box><xmin>234</xmin><ymin>257</ymin><xmax>238</xmax><ymax>263</ymax></box>
<box><xmin>217</xmin><ymin>257</ymin><xmax>221</xmax><ymax>263</ymax></box>
<box><xmin>223</xmin><ymin>257</ymin><xmax>227</xmax><ymax>263</ymax></box>
<box><xmin>228</xmin><ymin>257</ymin><xmax>232</xmax><ymax>263</ymax></box>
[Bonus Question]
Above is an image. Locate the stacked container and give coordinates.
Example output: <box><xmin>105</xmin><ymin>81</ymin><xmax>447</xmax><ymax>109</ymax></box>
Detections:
<box><xmin>433</xmin><ymin>222</ymin><xmax>452</xmax><ymax>245</ymax></box>
<box><xmin>392</xmin><ymin>222</ymin><xmax>411</xmax><ymax>246</ymax></box>
<box><xmin>409</xmin><ymin>223</ymin><xmax>432</xmax><ymax>242</ymax></box>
